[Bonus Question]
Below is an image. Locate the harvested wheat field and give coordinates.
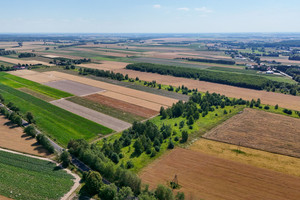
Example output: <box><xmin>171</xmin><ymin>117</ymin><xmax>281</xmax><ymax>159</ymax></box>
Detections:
<box><xmin>0</xmin><ymin>56</ymin><xmax>53</xmax><ymax>66</ymax></box>
<box><xmin>0</xmin><ymin>116</ymin><xmax>49</xmax><ymax>157</ymax></box>
<box><xmin>115</xmin><ymin>69</ymin><xmax>300</xmax><ymax>111</ymax></box>
<box><xmin>203</xmin><ymin>108</ymin><xmax>300</xmax><ymax>157</ymax></box>
<box><xmin>51</xmin><ymin>99</ymin><xmax>131</xmax><ymax>132</ymax></box>
<box><xmin>79</xmin><ymin>60</ymin><xmax>130</xmax><ymax>70</ymax></box>
<box><xmin>140</xmin><ymin>148</ymin><xmax>300</xmax><ymax>200</ymax></box>
<box><xmin>190</xmin><ymin>139</ymin><xmax>300</xmax><ymax>177</ymax></box>
<box><xmin>84</xmin><ymin>93</ymin><xmax>158</xmax><ymax>118</ymax></box>
<box><xmin>100</xmin><ymin>91</ymin><xmax>163</xmax><ymax>111</ymax></box>
<box><xmin>42</xmin><ymin>71</ymin><xmax>178</xmax><ymax>108</ymax></box>
<box><xmin>9</xmin><ymin>70</ymin><xmax>63</xmax><ymax>83</ymax></box>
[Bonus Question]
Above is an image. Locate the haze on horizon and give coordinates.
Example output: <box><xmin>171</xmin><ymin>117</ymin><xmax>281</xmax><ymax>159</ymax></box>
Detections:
<box><xmin>0</xmin><ymin>0</ymin><xmax>299</xmax><ymax>33</ymax></box>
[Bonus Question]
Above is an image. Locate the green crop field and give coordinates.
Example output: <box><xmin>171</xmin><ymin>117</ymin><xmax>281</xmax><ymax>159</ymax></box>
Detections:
<box><xmin>0</xmin><ymin>83</ymin><xmax>113</xmax><ymax>146</ymax></box>
<box><xmin>0</xmin><ymin>72</ymin><xmax>72</xmax><ymax>99</ymax></box>
<box><xmin>0</xmin><ymin>150</ymin><xmax>74</xmax><ymax>200</ymax></box>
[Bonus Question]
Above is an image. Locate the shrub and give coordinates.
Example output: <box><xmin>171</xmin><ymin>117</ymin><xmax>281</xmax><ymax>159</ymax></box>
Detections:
<box><xmin>264</xmin><ymin>105</ymin><xmax>270</xmax><ymax>110</ymax></box>
<box><xmin>180</xmin><ymin>131</ymin><xmax>188</xmax><ymax>143</ymax></box>
<box><xmin>60</xmin><ymin>150</ymin><xmax>71</xmax><ymax>168</ymax></box>
<box><xmin>168</xmin><ymin>140</ymin><xmax>174</xmax><ymax>149</ymax></box>
<box><xmin>126</xmin><ymin>160</ymin><xmax>134</xmax><ymax>169</ymax></box>
<box><xmin>99</xmin><ymin>183</ymin><xmax>118</xmax><ymax>200</ymax></box>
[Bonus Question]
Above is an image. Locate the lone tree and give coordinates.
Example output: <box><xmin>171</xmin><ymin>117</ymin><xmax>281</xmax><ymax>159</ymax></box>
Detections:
<box><xmin>26</xmin><ymin>112</ymin><xmax>35</xmax><ymax>124</ymax></box>
<box><xmin>85</xmin><ymin>171</ymin><xmax>103</xmax><ymax>195</ymax></box>
<box><xmin>180</xmin><ymin>131</ymin><xmax>188</xmax><ymax>143</ymax></box>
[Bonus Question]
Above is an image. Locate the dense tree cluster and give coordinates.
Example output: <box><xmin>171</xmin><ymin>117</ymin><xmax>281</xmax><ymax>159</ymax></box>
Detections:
<box><xmin>67</xmin><ymin>139</ymin><xmax>142</xmax><ymax>195</ymax></box>
<box><xmin>0</xmin><ymin>65</ymin><xmax>14</xmax><ymax>71</ymax></box>
<box><xmin>51</xmin><ymin>58</ymin><xmax>91</xmax><ymax>65</ymax></box>
<box><xmin>275</xmin><ymin>65</ymin><xmax>300</xmax><ymax>83</ymax></box>
<box><xmin>178</xmin><ymin>57</ymin><xmax>236</xmax><ymax>65</ymax></box>
<box><xmin>289</xmin><ymin>55</ymin><xmax>300</xmax><ymax>61</ymax></box>
<box><xmin>126</xmin><ymin>63</ymin><xmax>270</xmax><ymax>90</ymax></box>
<box><xmin>18</xmin><ymin>52</ymin><xmax>36</xmax><ymax>58</ymax></box>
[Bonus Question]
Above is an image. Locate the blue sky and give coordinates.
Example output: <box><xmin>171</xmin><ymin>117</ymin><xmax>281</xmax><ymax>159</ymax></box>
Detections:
<box><xmin>0</xmin><ymin>0</ymin><xmax>299</xmax><ymax>33</ymax></box>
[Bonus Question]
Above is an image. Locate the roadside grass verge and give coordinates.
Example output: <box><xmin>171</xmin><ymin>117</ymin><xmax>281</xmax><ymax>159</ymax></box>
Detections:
<box><xmin>67</xmin><ymin>96</ymin><xmax>145</xmax><ymax>123</ymax></box>
<box><xmin>0</xmin><ymin>83</ymin><xmax>113</xmax><ymax>146</ymax></box>
<box><xmin>0</xmin><ymin>150</ymin><xmax>74</xmax><ymax>200</ymax></box>
<box><xmin>0</xmin><ymin>72</ymin><xmax>72</xmax><ymax>99</ymax></box>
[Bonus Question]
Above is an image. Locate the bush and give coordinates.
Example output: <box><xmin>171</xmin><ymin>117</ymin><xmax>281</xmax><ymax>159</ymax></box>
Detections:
<box><xmin>155</xmin><ymin>184</ymin><xmax>174</xmax><ymax>200</ymax></box>
<box><xmin>168</xmin><ymin>139</ymin><xmax>174</xmax><ymax>149</ymax></box>
<box><xmin>154</xmin><ymin>146</ymin><xmax>160</xmax><ymax>152</ymax></box>
<box><xmin>275</xmin><ymin>104</ymin><xmax>279</xmax><ymax>109</ymax></box>
<box><xmin>60</xmin><ymin>150</ymin><xmax>71</xmax><ymax>168</ymax></box>
<box><xmin>99</xmin><ymin>183</ymin><xmax>118</xmax><ymax>200</ymax></box>
<box><xmin>126</xmin><ymin>160</ymin><xmax>134</xmax><ymax>169</ymax></box>
<box><xmin>26</xmin><ymin>112</ymin><xmax>35</xmax><ymax>124</ymax></box>
<box><xmin>264</xmin><ymin>105</ymin><xmax>270</xmax><ymax>110</ymax></box>
<box><xmin>180</xmin><ymin>131</ymin><xmax>188</xmax><ymax>143</ymax></box>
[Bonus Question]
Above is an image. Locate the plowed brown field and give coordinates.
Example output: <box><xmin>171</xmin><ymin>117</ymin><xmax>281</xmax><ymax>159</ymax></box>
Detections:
<box><xmin>0</xmin><ymin>116</ymin><xmax>49</xmax><ymax>157</ymax></box>
<box><xmin>84</xmin><ymin>93</ymin><xmax>158</xmax><ymax>118</ymax></box>
<box><xmin>78</xmin><ymin>60</ymin><xmax>129</xmax><ymax>70</ymax></box>
<box><xmin>203</xmin><ymin>108</ymin><xmax>300</xmax><ymax>157</ymax></box>
<box><xmin>115</xmin><ymin>69</ymin><xmax>300</xmax><ymax>111</ymax></box>
<box><xmin>140</xmin><ymin>148</ymin><xmax>300</xmax><ymax>200</ymax></box>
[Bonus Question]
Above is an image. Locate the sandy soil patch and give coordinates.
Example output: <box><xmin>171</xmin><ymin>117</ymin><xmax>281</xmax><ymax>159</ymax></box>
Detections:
<box><xmin>79</xmin><ymin>60</ymin><xmax>130</xmax><ymax>70</ymax></box>
<box><xmin>0</xmin><ymin>116</ymin><xmax>49</xmax><ymax>157</ymax></box>
<box><xmin>44</xmin><ymin>80</ymin><xmax>104</xmax><ymax>96</ymax></box>
<box><xmin>203</xmin><ymin>108</ymin><xmax>300</xmax><ymax>157</ymax></box>
<box><xmin>41</xmin><ymin>54</ymin><xmax>60</xmax><ymax>58</ymax></box>
<box><xmin>0</xmin><ymin>195</ymin><xmax>13</xmax><ymax>200</ymax></box>
<box><xmin>9</xmin><ymin>70</ymin><xmax>63</xmax><ymax>83</ymax></box>
<box><xmin>42</xmin><ymin>71</ymin><xmax>178</xmax><ymax>108</ymax></box>
<box><xmin>50</xmin><ymin>99</ymin><xmax>130</xmax><ymax>132</ymax></box>
<box><xmin>0</xmin><ymin>56</ymin><xmax>53</xmax><ymax>66</ymax></box>
<box><xmin>140</xmin><ymin>148</ymin><xmax>300</xmax><ymax>200</ymax></box>
<box><xmin>190</xmin><ymin>139</ymin><xmax>300</xmax><ymax>177</ymax></box>
<box><xmin>85</xmin><ymin>93</ymin><xmax>158</xmax><ymax>118</ymax></box>
<box><xmin>114</xmin><ymin>69</ymin><xmax>300</xmax><ymax>111</ymax></box>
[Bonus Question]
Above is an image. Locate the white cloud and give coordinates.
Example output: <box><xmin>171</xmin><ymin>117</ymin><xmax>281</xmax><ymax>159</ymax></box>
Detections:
<box><xmin>177</xmin><ymin>7</ymin><xmax>190</xmax><ymax>11</ymax></box>
<box><xmin>153</xmin><ymin>4</ymin><xmax>161</xmax><ymax>9</ymax></box>
<box><xmin>195</xmin><ymin>7</ymin><xmax>212</xmax><ymax>13</ymax></box>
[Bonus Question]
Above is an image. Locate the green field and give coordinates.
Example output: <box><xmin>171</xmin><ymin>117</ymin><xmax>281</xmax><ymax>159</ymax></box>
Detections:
<box><xmin>207</xmin><ymin>67</ymin><xmax>297</xmax><ymax>84</ymax></box>
<box><xmin>0</xmin><ymin>83</ymin><xmax>113</xmax><ymax>146</ymax></box>
<box><xmin>98</xmin><ymin>105</ymin><xmax>245</xmax><ymax>172</ymax></box>
<box><xmin>0</xmin><ymin>72</ymin><xmax>72</xmax><ymax>99</ymax></box>
<box><xmin>0</xmin><ymin>150</ymin><xmax>74</xmax><ymax>200</ymax></box>
<box><xmin>67</xmin><ymin>96</ymin><xmax>146</xmax><ymax>123</ymax></box>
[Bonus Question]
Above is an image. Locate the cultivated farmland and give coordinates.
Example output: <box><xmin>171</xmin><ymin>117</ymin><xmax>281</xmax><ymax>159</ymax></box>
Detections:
<box><xmin>0</xmin><ymin>150</ymin><xmax>74</xmax><ymax>200</ymax></box>
<box><xmin>0</xmin><ymin>116</ymin><xmax>49</xmax><ymax>157</ymax></box>
<box><xmin>0</xmin><ymin>83</ymin><xmax>112</xmax><ymax>146</ymax></box>
<box><xmin>115</xmin><ymin>68</ymin><xmax>300</xmax><ymax>111</ymax></box>
<box><xmin>203</xmin><ymin>108</ymin><xmax>300</xmax><ymax>157</ymax></box>
<box><xmin>51</xmin><ymin>99</ymin><xmax>131</xmax><ymax>132</ymax></box>
<box><xmin>44</xmin><ymin>79</ymin><xmax>104</xmax><ymax>96</ymax></box>
<box><xmin>140</xmin><ymin>148</ymin><xmax>300</xmax><ymax>200</ymax></box>
<box><xmin>84</xmin><ymin>93</ymin><xmax>158</xmax><ymax>118</ymax></box>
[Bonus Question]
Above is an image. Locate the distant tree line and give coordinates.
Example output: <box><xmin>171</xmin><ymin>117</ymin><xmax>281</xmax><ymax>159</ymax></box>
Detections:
<box><xmin>289</xmin><ymin>55</ymin><xmax>300</xmax><ymax>61</ymax></box>
<box><xmin>79</xmin><ymin>67</ymin><xmax>128</xmax><ymax>81</ymax></box>
<box><xmin>178</xmin><ymin>57</ymin><xmax>236</xmax><ymax>65</ymax></box>
<box><xmin>126</xmin><ymin>63</ymin><xmax>299</xmax><ymax>95</ymax></box>
<box><xmin>274</xmin><ymin>65</ymin><xmax>300</xmax><ymax>83</ymax></box>
<box><xmin>0</xmin><ymin>50</ymin><xmax>16</xmax><ymax>56</ymax></box>
<box><xmin>18</xmin><ymin>52</ymin><xmax>36</xmax><ymax>58</ymax></box>
<box><xmin>51</xmin><ymin>58</ymin><xmax>91</xmax><ymax>65</ymax></box>
<box><xmin>57</xmin><ymin>42</ymin><xmax>86</xmax><ymax>48</ymax></box>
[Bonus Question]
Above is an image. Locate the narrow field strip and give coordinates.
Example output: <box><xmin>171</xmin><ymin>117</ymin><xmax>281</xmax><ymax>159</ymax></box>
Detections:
<box><xmin>51</xmin><ymin>99</ymin><xmax>131</xmax><ymax>132</ymax></box>
<box><xmin>84</xmin><ymin>93</ymin><xmax>158</xmax><ymax>118</ymax></box>
<box><xmin>101</xmin><ymin>91</ymin><xmax>164</xmax><ymax>111</ymax></box>
<box><xmin>44</xmin><ymin>79</ymin><xmax>105</xmax><ymax>96</ymax></box>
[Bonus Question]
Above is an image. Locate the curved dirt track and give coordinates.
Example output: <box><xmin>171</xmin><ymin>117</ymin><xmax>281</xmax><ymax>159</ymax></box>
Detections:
<box><xmin>140</xmin><ymin>148</ymin><xmax>300</xmax><ymax>200</ymax></box>
<box><xmin>115</xmin><ymin>69</ymin><xmax>300</xmax><ymax>111</ymax></box>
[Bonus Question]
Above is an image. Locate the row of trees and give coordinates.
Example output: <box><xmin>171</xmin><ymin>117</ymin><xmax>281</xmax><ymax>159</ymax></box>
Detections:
<box><xmin>126</xmin><ymin>63</ymin><xmax>299</xmax><ymax>95</ymax></box>
<box><xmin>50</xmin><ymin>58</ymin><xmax>91</xmax><ymax>65</ymax></box>
<box><xmin>18</xmin><ymin>52</ymin><xmax>36</xmax><ymax>58</ymax></box>
<box><xmin>0</xmin><ymin>50</ymin><xmax>16</xmax><ymax>56</ymax></box>
<box><xmin>275</xmin><ymin>65</ymin><xmax>300</xmax><ymax>83</ymax></box>
<box><xmin>83</xmin><ymin>170</ymin><xmax>184</xmax><ymax>199</ymax></box>
<box><xmin>79</xmin><ymin>67</ymin><xmax>128</xmax><ymax>81</ymax></box>
<box><xmin>178</xmin><ymin>57</ymin><xmax>236</xmax><ymax>65</ymax></box>
<box><xmin>289</xmin><ymin>55</ymin><xmax>300</xmax><ymax>61</ymax></box>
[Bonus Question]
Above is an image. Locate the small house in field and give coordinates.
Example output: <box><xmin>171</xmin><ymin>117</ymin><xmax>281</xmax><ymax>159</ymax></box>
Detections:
<box><xmin>266</xmin><ymin>70</ymin><xmax>274</xmax><ymax>74</ymax></box>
